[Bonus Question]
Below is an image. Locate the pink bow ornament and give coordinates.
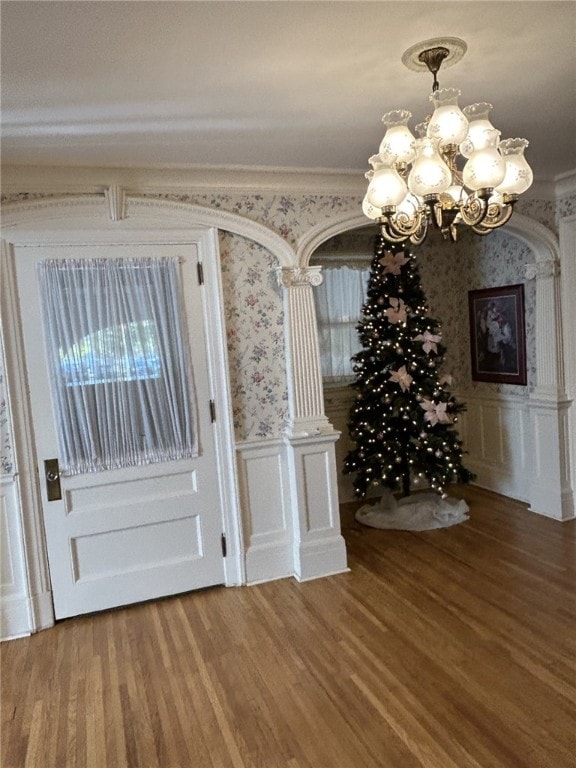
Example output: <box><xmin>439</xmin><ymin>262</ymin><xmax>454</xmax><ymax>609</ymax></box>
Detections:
<box><xmin>380</xmin><ymin>250</ymin><xmax>409</xmax><ymax>275</ymax></box>
<box><xmin>384</xmin><ymin>297</ymin><xmax>408</xmax><ymax>324</ymax></box>
<box><xmin>414</xmin><ymin>330</ymin><xmax>442</xmax><ymax>354</ymax></box>
<box><xmin>388</xmin><ymin>365</ymin><xmax>413</xmax><ymax>392</ymax></box>
<box><xmin>420</xmin><ymin>399</ymin><xmax>451</xmax><ymax>426</ymax></box>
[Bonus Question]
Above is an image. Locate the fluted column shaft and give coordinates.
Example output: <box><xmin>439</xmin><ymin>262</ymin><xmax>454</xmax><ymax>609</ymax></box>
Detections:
<box><xmin>278</xmin><ymin>267</ymin><xmax>332</xmax><ymax>436</ymax></box>
<box><xmin>525</xmin><ymin>259</ymin><xmax>565</xmax><ymax>399</ymax></box>
<box><xmin>524</xmin><ymin>258</ymin><xmax>573</xmax><ymax>519</ymax></box>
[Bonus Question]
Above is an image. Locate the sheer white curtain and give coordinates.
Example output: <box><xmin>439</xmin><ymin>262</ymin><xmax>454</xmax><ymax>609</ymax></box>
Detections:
<box><xmin>38</xmin><ymin>257</ymin><xmax>198</xmax><ymax>475</ymax></box>
<box><xmin>314</xmin><ymin>266</ymin><xmax>370</xmax><ymax>383</ymax></box>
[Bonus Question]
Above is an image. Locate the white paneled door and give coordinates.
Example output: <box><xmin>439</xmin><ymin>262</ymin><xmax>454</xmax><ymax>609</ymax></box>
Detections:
<box><xmin>15</xmin><ymin>243</ymin><xmax>225</xmax><ymax>619</ymax></box>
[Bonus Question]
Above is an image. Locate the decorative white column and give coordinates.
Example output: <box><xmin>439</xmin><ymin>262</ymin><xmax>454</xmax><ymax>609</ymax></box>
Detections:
<box><xmin>524</xmin><ymin>259</ymin><xmax>573</xmax><ymax>520</ymax></box>
<box><xmin>559</xmin><ymin>215</ymin><xmax>576</xmax><ymax>520</ymax></box>
<box><xmin>278</xmin><ymin>267</ymin><xmax>332</xmax><ymax>437</ymax></box>
<box><xmin>278</xmin><ymin>266</ymin><xmax>348</xmax><ymax>580</ymax></box>
<box><xmin>524</xmin><ymin>259</ymin><xmax>564</xmax><ymax>400</ymax></box>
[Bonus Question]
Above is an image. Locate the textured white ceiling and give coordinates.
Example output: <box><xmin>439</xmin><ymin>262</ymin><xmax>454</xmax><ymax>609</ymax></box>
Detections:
<box><xmin>2</xmin><ymin>1</ymin><xmax>575</xmax><ymax>181</ymax></box>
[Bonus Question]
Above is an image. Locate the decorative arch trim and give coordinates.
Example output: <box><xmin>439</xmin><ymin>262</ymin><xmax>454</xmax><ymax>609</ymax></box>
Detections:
<box><xmin>296</xmin><ymin>210</ymin><xmax>560</xmax><ymax>268</ymax></box>
<box><xmin>297</xmin><ymin>213</ymin><xmax>370</xmax><ymax>267</ymax></box>
<box><xmin>2</xmin><ymin>193</ymin><xmax>297</xmax><ymax>267</ymax></box>
<box><xmin>506</xmin><ymin>212</ymin><xmax>559</xmax><ymax>264</ymax></box>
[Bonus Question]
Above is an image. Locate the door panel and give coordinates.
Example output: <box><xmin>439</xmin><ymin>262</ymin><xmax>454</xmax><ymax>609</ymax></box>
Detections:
<box><xmin>14</xmin><ymin>243</ymin><xmax>225</xmax><ymax>619</ymax></box>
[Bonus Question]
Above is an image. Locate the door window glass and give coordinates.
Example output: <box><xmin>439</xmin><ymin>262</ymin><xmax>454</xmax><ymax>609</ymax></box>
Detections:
<box><xmin>38</xmin><ymin>257</ymin><xmax>198</xmax><ymax>475</ymax></box>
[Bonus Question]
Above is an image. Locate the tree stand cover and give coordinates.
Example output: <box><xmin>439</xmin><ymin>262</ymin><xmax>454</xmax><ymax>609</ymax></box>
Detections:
<box><xmin>355</xmin><ymin>489</ymin><xmax>470</xmax><ymax>531</ymax></box>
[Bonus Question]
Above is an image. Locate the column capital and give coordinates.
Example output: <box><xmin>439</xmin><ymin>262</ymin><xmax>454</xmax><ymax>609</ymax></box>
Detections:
<box><xmin>524</xmin><ymin>260</ymin><xmax>560</xmax><ymax>280</ymax></box>
<box><xmin>277</xmin><ymin>266</ymin><xmax>323</xmax><ymax>288</ymax></box>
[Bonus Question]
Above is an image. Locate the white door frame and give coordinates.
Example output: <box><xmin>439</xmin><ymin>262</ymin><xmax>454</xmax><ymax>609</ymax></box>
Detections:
<box><xmin>1</xmin><ymin>193</ymin><xmax>295</xmax><ymax>631</ymax></box>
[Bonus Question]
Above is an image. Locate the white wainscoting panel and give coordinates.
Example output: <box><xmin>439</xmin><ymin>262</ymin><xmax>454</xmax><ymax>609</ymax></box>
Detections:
<box><xmin>559</xmin><ymin>215</ymin><xmax>576</xmax><ymax>518</ymax></box>
<box><xmin>323</xmin><ymin>385</ymin><xmax>357</xmax><ymax>503</ymax></box>
<box><xmin>459</xmin><ymin>390</ymin><xmax>573</xmax><ymax>519</ymax></box>
<box><xmin>0</xmin><ymin>476</ymin><xmax>31</xmax><ymax>640</ymax></box>
<box><xmin>235</xmin><ymin>439</ymin><xmax>292</xmax><ymax>583</ymax></box>
<box><xmin>528</xmin><ymin>396</ymin><xmax>574</xmax><ymax>520</ymax></box>
<box><xmin>285</xmin><ymin>431</ymin><xmax>349</xmax><ymax>582</ymax></box>
<box><xmin>458</xmin><ymin>391</ymin><xmax>531</xmax><ymax>503</ymax></box>
<box><xmin>326</xmin><ymin>385</ymin><xmax>569</xmax><ymax>518</ymax></box>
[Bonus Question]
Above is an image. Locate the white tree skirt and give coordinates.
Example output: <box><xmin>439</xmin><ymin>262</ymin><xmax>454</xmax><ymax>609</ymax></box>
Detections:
<box><xmin>355</xmin><ymin>490</ymin><xmax>469</xmax><ymax>531</ymax></box>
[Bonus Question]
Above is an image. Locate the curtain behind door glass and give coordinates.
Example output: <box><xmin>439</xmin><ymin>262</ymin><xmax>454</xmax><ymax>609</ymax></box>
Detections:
<box><xmin>38</xmin><ymin>257</ymin><xmax>198</xmax><ymax>475</ymax></box>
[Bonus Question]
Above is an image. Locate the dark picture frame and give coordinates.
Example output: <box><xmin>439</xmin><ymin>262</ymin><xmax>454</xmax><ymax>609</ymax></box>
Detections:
<box><xmin>468</xmin><ymin>284</ymin><xmax>527</xmax><ymax>385</ymax></box>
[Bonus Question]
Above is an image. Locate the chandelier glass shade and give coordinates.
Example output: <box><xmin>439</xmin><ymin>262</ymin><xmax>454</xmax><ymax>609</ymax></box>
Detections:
<box><xmin>363</xmin><ymin>39</ymin><xmax>533</xmax><ymax>245</ymax></box>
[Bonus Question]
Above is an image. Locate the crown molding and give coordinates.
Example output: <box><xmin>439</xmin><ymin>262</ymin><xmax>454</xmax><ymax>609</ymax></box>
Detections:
<box><xmin>0</xmin><ymin>164</ymin><xmax>366</xmax><ymax>197</ymax></box>
<box><xmin>2</xmin><ymin>163</ymin><xmax>572</xmax><ymax>202</ymax></box>
<box><xmin>554</xmin><ymin>169</ymin><xmax>576</xmax><ymax>198</ymax></box>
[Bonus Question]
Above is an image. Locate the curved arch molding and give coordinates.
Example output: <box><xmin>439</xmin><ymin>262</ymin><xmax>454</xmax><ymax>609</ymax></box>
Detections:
<box><xmin>296</xmin><ymin>211</ymin><xmax>559</xmax><ymax>268</ymax></box>
<box><xmin>2</xmin><ymin>194</ymin><xmax>297</xmax><ymax>266</ymax></box>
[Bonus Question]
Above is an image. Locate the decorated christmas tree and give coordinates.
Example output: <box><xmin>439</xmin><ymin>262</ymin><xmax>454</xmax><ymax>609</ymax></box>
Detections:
<box><xmin>343</xmin><ymin>235</ymin><xmax>475</xmax><ymax>499</ymax></box>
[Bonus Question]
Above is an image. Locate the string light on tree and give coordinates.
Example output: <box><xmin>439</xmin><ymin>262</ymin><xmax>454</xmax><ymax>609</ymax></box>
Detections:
<box><xmin>343</xmin><ymin>234</ymin><xmax>475</xmax><ymax>498</ymax></box>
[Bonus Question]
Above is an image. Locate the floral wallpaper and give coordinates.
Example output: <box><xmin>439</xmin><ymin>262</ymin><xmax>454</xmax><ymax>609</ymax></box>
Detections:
<box><xmin>556</xmin><ymin>191</ymin><xmax>576</xmax><ymax>224</ymax></box>
<box><xmin>417</xmin><ymin>228</ymin><xmax>536</xmax><ymax>395</ymax></box>
<box><xmin>0</xmin><ymin>189</ymin><xmax>571</xmax><ymax>469</ymax></box>
<box><xmin>218</xmin><ymin>231</ymin><xmax>288</xmax><ymax>440</ymax></box>
<box><xmin>152</xmin><ymin>193</ymin><xmax>362</xmax><ymax>442</ymax></box>
<box><xmin>150</xmin><ymin>192</ymin><xmax>361</xmax><ymax>249</ymax></box>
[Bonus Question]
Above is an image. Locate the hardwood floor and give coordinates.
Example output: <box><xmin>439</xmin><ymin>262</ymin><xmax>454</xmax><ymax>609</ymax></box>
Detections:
<box><xmin>1</xmin><ymin>486</ymin><xmax>575</xmax><ymax>768</ymax></box>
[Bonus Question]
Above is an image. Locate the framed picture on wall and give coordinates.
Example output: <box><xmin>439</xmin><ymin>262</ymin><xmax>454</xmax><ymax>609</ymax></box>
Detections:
<box><xmin>468</xmin><ymin>284</ymin><xmax>527</xmax><ymax>385</ymax></box>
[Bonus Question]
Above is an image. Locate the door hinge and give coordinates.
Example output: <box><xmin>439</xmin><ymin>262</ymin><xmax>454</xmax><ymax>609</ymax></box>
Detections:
<box><xmin>209</xmin><ymin>399</ymin><xmax>216</xmax><ymax>422</ymax></box>
<box><xmin>221</xmin><ymin>533</ymin><xmax>227</xmax><ymax>558</ymax></box>
<box><xmin>197</xmin><ymin>261</ymin><xmax>204</xmax><ymax>285</ymax></box>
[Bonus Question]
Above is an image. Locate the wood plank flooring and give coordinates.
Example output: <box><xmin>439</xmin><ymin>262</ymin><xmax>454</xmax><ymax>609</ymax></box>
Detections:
<box><xmin>1</xmin><ymin>485</ymin><xmax>575</xmax><ymax>768</ymax></box>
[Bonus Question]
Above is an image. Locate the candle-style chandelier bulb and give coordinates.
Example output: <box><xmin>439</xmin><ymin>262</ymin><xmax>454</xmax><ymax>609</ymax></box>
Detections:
<box><xmin>379</xmin><ymin>110</ymin><xmax>417</xmax><ymax>165</ymax></box>
<box><xmin>460</xmin><ymin>102</ymin><xmax>495</xmax><ymax>157</ymax></box>
<box><xmin>496</xmin><ymin>138</ymin><xmax>534</xmax><ymax>195</ymax></box>
<box><xmin>462</xmin><ymin>128</ymin><xmax>507</xmax><ymax>191</ymax></box>
<box><xmin>365</xmin><ymin>154</ymin><xmax>408</xmax><ymax>208</ymax></box>
<box><xmin>408</xmin><ymin>137</ymin><xmax>452</xmax><ymax>197</ymax></box>
<box><xmin>427</xmin><ymin>88</ymin><xmax>469</xmax><ymax>149</ymax></box>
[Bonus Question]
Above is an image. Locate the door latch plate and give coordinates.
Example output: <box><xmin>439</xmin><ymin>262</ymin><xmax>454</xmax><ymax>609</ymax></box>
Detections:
<box><xmin>44</xmin><ymin>458</ymin><xmax>62</xmax><ymax>501</ymax></box>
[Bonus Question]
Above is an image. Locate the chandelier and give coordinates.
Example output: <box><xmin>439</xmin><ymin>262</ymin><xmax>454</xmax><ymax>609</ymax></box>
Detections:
<box><xmin>363</xmin><ymin>38</ymin><xmax>533</xmax><ymax>245</ymax></box>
